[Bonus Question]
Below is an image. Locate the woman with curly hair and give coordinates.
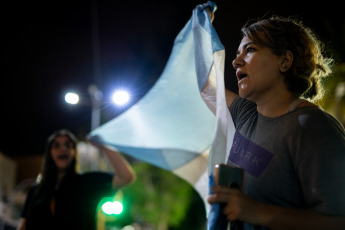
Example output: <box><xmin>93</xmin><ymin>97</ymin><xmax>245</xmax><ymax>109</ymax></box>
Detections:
<box><xmin>207</xmin><ymin>15</ymin><xmax>345</xmax><ymax>229</ymax></box>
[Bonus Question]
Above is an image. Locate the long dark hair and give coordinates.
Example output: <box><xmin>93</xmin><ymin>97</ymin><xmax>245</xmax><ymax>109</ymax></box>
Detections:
<box><xmin>35</xmin><ymin>129</ymin><xmax>78</xmax><ymax>198</ymax></box>
<box><xmin>241</xmin><ymin>15</ymin><xmax>333</xmax><ymax>102</ymax></box>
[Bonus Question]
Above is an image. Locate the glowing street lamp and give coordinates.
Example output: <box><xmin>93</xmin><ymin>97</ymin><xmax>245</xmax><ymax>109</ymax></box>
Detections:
<box><xmin>64</xmin><ymin>86</ymin><xmax>131</xmax><ymax>130</ymax></box>
<box><xmin>111</xmin><ymin>90</ymin><xmax>130</xmax><ymax>106</ymax></box>
<box><xmin>64</xmin><ymin>92</ymin><xmax>79</xmax><ymax>104</ymax></box>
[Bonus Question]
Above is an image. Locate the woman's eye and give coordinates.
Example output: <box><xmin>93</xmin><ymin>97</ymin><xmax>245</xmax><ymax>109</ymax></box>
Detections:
<box><xmin>52</xmin><ymin>141</ymin><xmax>73</xmax><ymax>149</ymax></box>
<box><xmin>247</xmin><ymin>47</ymin><xmax>255</xmax><ymax>52</ymax></box>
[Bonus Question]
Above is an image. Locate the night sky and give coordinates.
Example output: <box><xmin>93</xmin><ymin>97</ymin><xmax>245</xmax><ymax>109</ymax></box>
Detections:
<box><xmin>1</xmin><ymin>0</ymin><xmax>342</xmax><ymax>157</ymax></box>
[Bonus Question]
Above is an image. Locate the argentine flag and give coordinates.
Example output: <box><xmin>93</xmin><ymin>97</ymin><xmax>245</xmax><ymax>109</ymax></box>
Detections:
<box><xmin>88</xmin><ymin>2</ymin><xmax>235</xmax><ymax>229</ymax></box>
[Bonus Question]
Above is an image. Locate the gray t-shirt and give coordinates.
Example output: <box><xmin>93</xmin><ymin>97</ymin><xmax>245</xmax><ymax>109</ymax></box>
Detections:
<box><xmin>228</xmin><ymin>97</ymin><xmax>345</xmax><ymax>230</ymax></box>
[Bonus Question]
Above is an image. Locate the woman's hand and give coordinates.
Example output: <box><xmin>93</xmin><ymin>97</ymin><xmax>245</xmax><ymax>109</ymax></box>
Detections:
<box><xmin>206</xmin><ymin>7</ymin><xmax>214</xmax><ymax>23</ymax></box>
<box><xmin>207</xmin><ymin>185</ymin><xmax>270</xmax><ymax>226</ymax></box>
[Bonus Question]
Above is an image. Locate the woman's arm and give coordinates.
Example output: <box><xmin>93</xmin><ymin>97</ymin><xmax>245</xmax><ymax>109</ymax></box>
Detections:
<box><xmin>208</xmin><ymin>186</ymin><xmax>345</xmax><ymax>230</ymax></box>
<box><xmin>225</xmin><ymin>88</ymin><xmax>239</xmax><ymax>108</ymax></box>
<box><xmin>204</xmin><ymin>7</ymin><xmax>239</xmax><ymax>110</ymax></box>
<box><xmin>101</xmin><ymin>145</ymin><xmax>136</xmax><ymax>189</ymax></box>
<box><xmin>263</xmin><ymin>205</ymin><xmax>345</xmax><ymax>230</ymax></box>
<box><xmin>89</xmin><ymin>140</ymin><xmax>136</xmax><ymax>189</ymax></box>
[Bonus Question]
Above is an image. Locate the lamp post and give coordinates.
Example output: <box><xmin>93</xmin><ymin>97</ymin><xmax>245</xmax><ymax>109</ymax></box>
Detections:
<box><xmin>88</xmin><ymin>84</ymin><xmax>103</xmax><ymax>130</ymax></box>
<box><xmin>64</xmin><ymin>84</ymin><xmax>104</xmax><ymax>171</ymax></box>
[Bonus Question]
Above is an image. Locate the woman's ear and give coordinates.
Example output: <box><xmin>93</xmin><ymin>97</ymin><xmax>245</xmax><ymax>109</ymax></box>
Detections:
<box><xmin>280</xmin><ymin>50</ymin><xmax>293</xmax><ymax>72</ymax></box>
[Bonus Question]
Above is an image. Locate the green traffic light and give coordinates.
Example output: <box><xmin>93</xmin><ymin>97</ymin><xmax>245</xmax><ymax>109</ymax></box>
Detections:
<box><xmin>101</xmin><ymin>201</ymin><xmax>123</xmax><ymax>215</ymax></box>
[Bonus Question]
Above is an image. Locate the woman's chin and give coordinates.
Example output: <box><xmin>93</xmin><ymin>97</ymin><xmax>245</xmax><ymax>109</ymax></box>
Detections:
<box><xmin>56</xmin><ymin>161</ymin><xmax>72</xmax><ymax>171</ymax></box>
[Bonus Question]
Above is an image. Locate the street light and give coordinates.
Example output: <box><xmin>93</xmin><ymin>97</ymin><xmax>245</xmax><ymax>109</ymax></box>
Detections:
<box><xmin>112</xmin><ymin>90</ymin><xmax>130</xmax><ymax>106</ymax></box>
<box><xmin>64</xmin><ymin>92</ymin><xmax>79</xmax><ymax>104</ymax></box>
<box><xmin>64</xmin><ymin>85</ymin><xmax>131</xmax><ymax>130</ymax></box>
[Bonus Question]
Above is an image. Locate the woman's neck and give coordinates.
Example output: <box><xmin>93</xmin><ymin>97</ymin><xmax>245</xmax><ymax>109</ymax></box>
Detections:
<box><xmin>256</xmin><ymin>93</ymin><xmax>298</xmax><ymax>118</ymax></box>
<box><xmin>55</xmin><ymin>171</ymin><xmax>66</xmax><ymax>189</ymax></box>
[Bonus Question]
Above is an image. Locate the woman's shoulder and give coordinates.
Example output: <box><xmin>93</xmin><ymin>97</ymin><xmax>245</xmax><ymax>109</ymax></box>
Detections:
<box><xmin>230</xmin><ymin>97</ymin><xmax>257</xmax><ymax>116</ymax></box>
<box><xmin>295</xmin><ymin>103</ymin><xmax>340</xmax><ymax>122</ymax></box>
<box><xmin>26</xmin><ymin>181</ymin><xmax>39</xmax><ymax>193</ymax></box>
<box><xmin>79</xmin><ymin>171</ymin><xmax>113</xmax><ymax>182</ymax></box>
<box><xmin>293</xmin><ymin>104</ymin><xmax>345</xmax><ymax>136</ymax></box>
<box><xmin>77</xmin><ymin>172</ymin><xmax>114</xmax><ymax>197</ymax></box>
<box><xmin>79</xmin><ymin>171</ymin><xmax>113</xmax><ymax>177</ymax></box>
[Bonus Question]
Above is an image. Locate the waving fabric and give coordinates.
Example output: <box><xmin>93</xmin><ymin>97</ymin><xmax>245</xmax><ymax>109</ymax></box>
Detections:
<box><xmin>88</xmin><ymin>2</ymin><xmax>235</xmax><ymax>228</ymax></box>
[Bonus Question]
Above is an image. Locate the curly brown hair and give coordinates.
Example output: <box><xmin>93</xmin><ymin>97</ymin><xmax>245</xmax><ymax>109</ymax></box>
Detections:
<box><xmin>241</xmin><ymin>15</ymin><xmax>333</xmax><ymax>102</ymax></box>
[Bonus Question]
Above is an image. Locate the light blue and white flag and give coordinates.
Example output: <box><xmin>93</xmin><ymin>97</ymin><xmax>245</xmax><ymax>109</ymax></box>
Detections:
<box><xmin>193</xmin><ymin>2</ymin><xmax>235</xmax><ymax>230</ymax></box>
<box><xmin>88</xmin><ymin>2</ymin><xmax>235</xmax><ymax>228</ymax></box>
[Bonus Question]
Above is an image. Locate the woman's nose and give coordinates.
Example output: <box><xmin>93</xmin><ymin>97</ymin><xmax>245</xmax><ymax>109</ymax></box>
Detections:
<box><xmin>232</xmin><ymin>56</ymin><xmax>244</xmax><ymax>69</ymax></box>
